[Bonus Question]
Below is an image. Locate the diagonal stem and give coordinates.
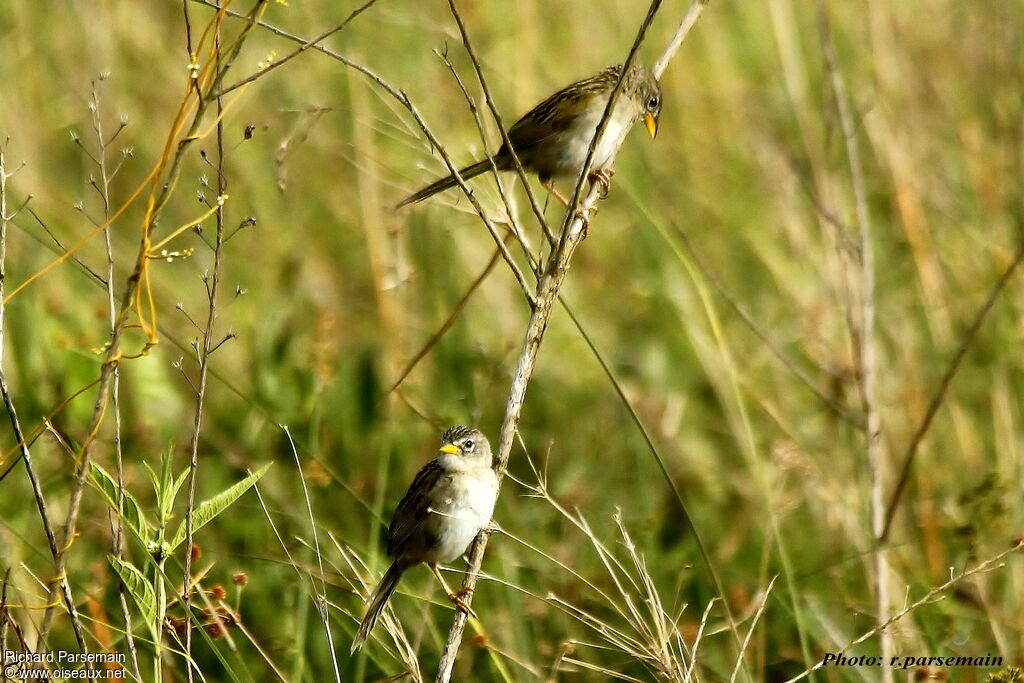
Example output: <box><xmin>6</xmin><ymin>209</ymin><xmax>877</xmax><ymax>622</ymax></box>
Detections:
<box><xmin>38</xmin><ymin>0</ymin><xmax>269</xmax><ymax>641</ymax></box>
<box><xmin>446</xmin><ymin>0</ymin><xmax>556</xmax><ymax>249</ymax></box>
<box><xmin>819</xmin><ymin>5</ymin><xmax>891</xmax><ymax>679</ymax></box>
<box><xmin>433</xmin><ymin>4</ymin><xmax>715</xmax><ymax>680</ymax></box>
<box><xmin>1</xmin><ymin>146</ymin><xmax>89</xmax><ymax>654</ymax></box>
<box><xmin>182</xmin><ymin>18</ymin><xmax>229</xmax><ymax>682</ymax></box>
<box><xmin>879</xmin><ymin>239</ymin><xmax>1024</xmax><ymax>541</ymax></box>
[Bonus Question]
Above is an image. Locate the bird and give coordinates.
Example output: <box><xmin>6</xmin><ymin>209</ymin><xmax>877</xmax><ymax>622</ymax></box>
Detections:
<box><xmin>395</xmin><ymin>63</ymin><xmax>662</xmax><ymax>209</ymax></box>
<box><xmin>350</xmin><ymin>425</ymin><xmax>499</xmax><ymax>652</ymax></box>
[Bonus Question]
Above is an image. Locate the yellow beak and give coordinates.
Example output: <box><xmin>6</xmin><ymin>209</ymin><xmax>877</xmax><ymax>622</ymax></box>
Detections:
<box><xmin>439</xmin><ymin>443</ymin><xmax>460</xmax><ymax>455</ymax></box>
<box><xmin>643</xmin><ymin>112</ymin><xmax>658</xmax><ymax>140</ymax></box>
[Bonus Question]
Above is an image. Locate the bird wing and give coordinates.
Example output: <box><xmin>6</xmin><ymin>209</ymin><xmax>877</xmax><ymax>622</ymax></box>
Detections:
<box><xmin>504</xmin><ymin>65</ymin><xmax>620</xmax><ymax>156</ymax></box>
<box><xmin>505</xmin><ymin>88</ymin><xmax>587</xmax><ymax>155</ymax></box>
<box><xmin>387</xmin><ymin>459</ymin><xmax>444</xmax><ymax>557</ymax></box>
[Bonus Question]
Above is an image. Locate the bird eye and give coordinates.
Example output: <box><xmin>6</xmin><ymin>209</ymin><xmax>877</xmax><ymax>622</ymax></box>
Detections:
<box><xmin>463</xmin><ymin>439</ymin><xmax>475</xmax><ymax>451</ymax></box>
<box><xmin>648</xmin><ymin>95</ymin><xmax>660</xmax><ymax>110</ymax></box>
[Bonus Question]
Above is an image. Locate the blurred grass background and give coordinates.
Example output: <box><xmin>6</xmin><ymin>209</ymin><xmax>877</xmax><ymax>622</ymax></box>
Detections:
<box><xmin>0</xmin><ymin>0</ymin><xmax>1022</xmax><ymax>680</ymax></box>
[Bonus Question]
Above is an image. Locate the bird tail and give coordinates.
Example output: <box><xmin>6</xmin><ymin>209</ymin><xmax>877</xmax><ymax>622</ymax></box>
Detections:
<box><xmin>351</xmin><ymin>562</ymin><xmax>405</xmax><ymax>653</ymax></box>
<box><xmin>394</xmin><ymin>158</ymin><xmax>493</xmax><ymax>209</ymax></box>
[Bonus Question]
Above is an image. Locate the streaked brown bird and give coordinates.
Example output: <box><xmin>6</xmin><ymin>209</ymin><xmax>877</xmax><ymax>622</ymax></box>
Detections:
<box><xmin>350</xmin><ymin>426</ymin><xmax>498</xmax><ymax>652</ymax></box>
<box><xmin>395</xmin><ymin>63</ymin><xmax>662</xmax><ymax>209</ymax></box>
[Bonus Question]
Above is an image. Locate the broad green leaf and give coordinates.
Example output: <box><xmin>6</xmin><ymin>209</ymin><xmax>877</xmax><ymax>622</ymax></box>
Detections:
<box><xmin>169</xmin><ymin>463</ymin><xmax>271</xmax><ymax>551</ymax></box>
<box><xmin>89</xmin><ymin>462</ymin><xmax>150</xmax><ymax>544</ymax></box>
<box><xmin>107</xmin><ymin>555</ymin><xmax>156</xmax><ymax>627</ymax></box>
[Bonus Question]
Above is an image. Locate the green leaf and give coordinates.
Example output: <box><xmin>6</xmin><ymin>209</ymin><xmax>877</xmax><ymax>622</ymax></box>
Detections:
<box><xmin>143</xmin><ymin>461</ymin><xmax>161</xmax><ymax>498</ymax></box>
<box><xmin>169</xmin><ymin>463</ymin><xmax>271</xmax><ymax>551</ymax></box>
<box><xmin>159</xmin><ymin>443</ymin><xmax>174</xmax><ymax>500</ymax></box>
<box><xmin>89</xmin><ymin>461</ymin><xmax>150</xmax><ymax>544</ymax></box>
<box><xmin>107</xmin><ymin>555</ymin><xmax>156</xmax><ymax>627</ymax></box>
<box><xmin>167</xmin><ymin>466</ymin><xmax>192</xmax><ymax>520</ymax></box>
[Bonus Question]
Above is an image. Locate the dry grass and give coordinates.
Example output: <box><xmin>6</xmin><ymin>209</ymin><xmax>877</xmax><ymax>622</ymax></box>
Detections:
<box><xmin>0</xmin><ymin>0</ymin><xmax>1022</xmax><ymax>681</ymax></box>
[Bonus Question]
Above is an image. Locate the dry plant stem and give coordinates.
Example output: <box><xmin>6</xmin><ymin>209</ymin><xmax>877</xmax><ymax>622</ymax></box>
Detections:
<box><xmin>729</xmin><ymin>576</ymin><xmax>776</xmax><ymax>683</ymax></box>
<box><xmin>684</xmin><ymin>599</ymin><xmax>718</xmax><ymax>683</ymax></box>
<box><xmin>39</xmin><ymin>0</ymin><xmax>267</xmax><ymax>641</ymax></box>
<box><xmin>398</xmin><ymin>101</ymin><xmax>538</xmax><ymax>306</ymax></box>
<box><xmin>556</xmin><ymin>297</ymin><xmax>749</xmax><ymax>676</ymax></box>
<box><xmin>386</xmin><ymin>244</ymin><xmax>506</xmax><ymax>395</ymax></box>
<box><xmin>556</xmin><ymin>0</ymin><xmax>706</xmax><ymax>234</ymax></box>
<box><xmin>819</xmin><ymin>7</ymin><xmax>891</xmax><ymax>680</ymax></box>
<box><xmin>192</xmin><ymin>0</ymin><xmax>540</xmax><ymax>306</ymax></box>
<box><xmin>182</xmin><ymin>26</ymin><xmax>227</xmax><ymax>682</ymax></box>
<box><xmin>435</xmin><ymin>50</ymin><xmax>540</xmax><ymax>272</ymax></box>
<box><xmin>559</xmin><ymin>1</ymin><xmax>661</xmax><ymax>240</ymax></box>
<box><xmin>0</xmin><ymin>147</ymin><xmax>89</xmax><ymax>653</ymax></box>
<box><xmin>880</xmin><ymin>239</ymin><xmax>1024</xmax><ymax>541</ymax></box>
<box><xmin>90</xmin><ymin>78</ymin><xmax>143</xmax><ymax>680</ymax></box>
<box><xmin>389</xmin><ymin>90</ymin><xmax>537</xmax><ymax>305</ymax></box>
<box><xmin>446</xmin><ymin>0</ymin><xmax>555</xmax><ymax>249</ymax></box>
<box><xmin>671</xmin><ymin>220</ymin><xmax>863</xmax><ymax>429</ymax></box>
<box><xmin>30</xmin><ymin>207</ymin><xmax>105</xmax><ymax>285</ymax></box>
<box><xmin>431</xmin><ymin>243</ymin><xmax>578</xmax><ymax>682</ymax></box>
<box><xmin>282</xmin><ymin>426</ymin><xmax>342</xmax><ymax>683</ymax></box>
<box><xmin>652</xmin><ymin>0</ymin><xmax>706</xmax><ymax>78</ymax></box>
<box><xmin>783</xmin><ymin>540</ymin><xmax>1024</xmax><ymax>683</ymax></box>
<box><xmin>213</xmin><ymin>0</ymin><xmax>381</xmax><ymax>98</ymax></box>
<box><xmin>434</xmin><ymin>3</ymin><xmax>716</xmax><ymax>680</ymax></box>
<box><xmin>1</xmin><ymin>569</ymin><xmax>9</xmax><ymax>650</ymax></box>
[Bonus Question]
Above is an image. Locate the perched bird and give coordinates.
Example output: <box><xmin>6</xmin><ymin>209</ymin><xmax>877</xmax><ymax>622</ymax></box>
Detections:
<box><xmin>351</xmin><ymin>426</ymin><xmax>499</xmax><ymax>652</ymax></box>
<box><xmin>395</xmin><ymin>63</ymin><xmax>662</xmax><ymax>209</ymax></box>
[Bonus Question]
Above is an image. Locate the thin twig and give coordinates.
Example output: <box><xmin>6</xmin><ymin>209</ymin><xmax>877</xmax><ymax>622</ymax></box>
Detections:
<box><xmin>399</xmin><ymin>99</ymin><xmax>538</xmax><ymax>306</ymax></box>
<box><xmin>1</xmin><ymin>567</ymin><xmax>9</xmax><ymax>652</ymax></box>
<box><xmin>670</xmin><ymin>220</ymin><xmax>864</xmax><ymax>429</ymax></box>
<box><xmin>729</xmin><ymin>576</ymin><xmax>777</xmax><ymax>683</ymax></box>
<box><xmin>1</xmin><ymin>146</ymin><xmax>90</xmax><ymax>654</ymax></box>
<box><xmin>39</xmin><ymin>0</ymin><xmax>269</xmax><ymax>640</ymax></box>
<box><xmin>88</xmin><ymin>73</ymin><xmax>143</xmax><ymax>681</ymax></box>
<box><xmin>193</xmin><ymin>0</ymin><xmax>540</xmax><ymax>307</ymax></box>
<box><xmin>385</xmin><ymin>243</ymin><xmax>505</xmax><ymax>395</ymax></box>
<box><xmin>182</xmin><ymin>18</ymin><xmax>229</xmax><ymax>681</ymax></box>
<box><xmin>557</xmin><ymin>1</ymin><xmax>662</xmax><ymax>244</ymax></box>
<box><xmin>879</xmin><ymin>239</ymin><xmax>1024</xmax><ymax>541</ymax></box>
<box><xmin>445</xmin><ymin>0</ymin><xmax>556</xmax><ymax>249</ymax></box>
<box><xmin>212</xmin><ymin>0</ymin><xmax>382</xmax><ymax>97</ymax></box>
<box><xmin>282</xmin><ymin>426</ymin><xmax>342</xmax><ymax>682</ymax></box>
<box><xmin>684</xmin><ymin>599</ymin><xmax>717</xmax><ymax>683</ymax></box>
<box><xmin>28</xmin><ymin>206</ymin><xmax>106</xmax><ymax>285</ymax></box>
<box><xmin>652</xmin><ymin>1</ymin><xmax>706</xmax><ymax>79</ymax></box>
<box><xmin>433</xmin><ymin>3</ymin><xmax>713</xmax><ymax>680</ymax></box>
<box><xmin>783</xmin><ymin>540</ymin><xmax>1024</xmax><ymax>683</ymax></box>
<box><xmin>819</xmin><ymin>7</ymin><xmax>891</xmax><ymax>680</ymax></box>
<box><xmin>434</xmin><ymin>49</ymin><xmax>541</xmax><ymax>271</ymax></box>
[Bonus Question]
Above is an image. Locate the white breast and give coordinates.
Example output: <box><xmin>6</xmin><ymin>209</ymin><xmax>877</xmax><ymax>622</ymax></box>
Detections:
<box><xmin>424</xmin><ymin>468</ymin><xmax>498</xmax><ymax>564</ymax></box>
<box><xmin>559</xmin><ymin>98</ymin><xmax>638</xmax><ymax>175</ymax></box>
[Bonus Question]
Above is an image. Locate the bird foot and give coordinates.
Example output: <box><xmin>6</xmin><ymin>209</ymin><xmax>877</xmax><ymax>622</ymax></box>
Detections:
<box><xmin>541</xmin><ymin>178</ymin><xmax>571</xmax><ymax>207</ymax></box>
<box><xmin>448</xmin><ymin>587</ymin><xmax>477</xmax><ymax>618</ymax></box>
<box><xmin>588</xmin><ymin>168</ymin><xmax>615</xmax><ymax>198</ymax></box>
<box><xmin>573</xmin><ymin>207</ymin><xmax>593</xmax><ymax>239</ymax></box>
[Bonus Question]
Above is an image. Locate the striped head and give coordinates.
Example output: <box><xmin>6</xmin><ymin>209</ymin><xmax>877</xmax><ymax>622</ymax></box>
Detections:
<box><xmin>621</xmin><ymin>63</ymin><xmax>662</xmax><ymax>139</ymax></box>
<box><xmin>438</xmin><ymin>426</ymin><xmax>492</xmax><ymax>467</ymax></box>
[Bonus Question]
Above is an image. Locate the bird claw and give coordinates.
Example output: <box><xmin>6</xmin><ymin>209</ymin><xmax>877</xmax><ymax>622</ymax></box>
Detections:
<box><xmin>573</xmin><ymin>207</ymin><xmax>592</xmax><ymax>239</ymax></box>
<box><xmin>449</xmin><ymin>587</ymin><xmax>477</xmax><ymax>618</ymax></box>
<box><xmin>588</xmin><ymin>168</ymin><xmax>615</xmax><ymax>198</ymax></box>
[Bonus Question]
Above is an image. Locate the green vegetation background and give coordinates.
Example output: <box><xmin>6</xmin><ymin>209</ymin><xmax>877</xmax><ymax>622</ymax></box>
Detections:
<box><xmin>0</xmin><ymin>0</ymin><xmax>1021</xmax><ymax>681</ymax></box>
